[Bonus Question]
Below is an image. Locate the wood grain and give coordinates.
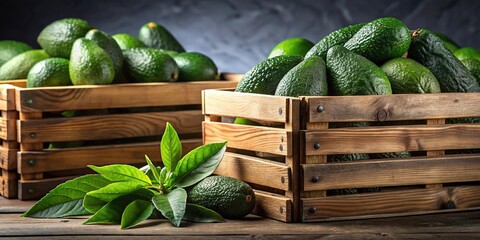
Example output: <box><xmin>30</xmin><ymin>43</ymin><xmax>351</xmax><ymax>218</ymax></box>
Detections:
<box><xmin>16</xmin><ymin>80</ymin><xmax>238</xmax><ymax>112</ymax></box>
<box><xmin>0</xmin><ymin>84</ymin><xmax>17</xmax><ymax>111</ymax></box>
<box><xmin>202</xmin><ymin>89</ymin><xmax>289</xmax><ymax>123</ymax></box>
<box><xmin>0</xmin><ymin>111</ymin><xmax>18</xmax><ymax>141</ymax></box>
<box><xmin>302</xmin><ymin>154</ymin><xmax>480</xmax><ymax>191</ymax></box>
<box><xmin>0</xmin><ymin>169</ymin><xmax>17</xmax><ymax>198</ymax></box>
<box><xmin>214</xmin><ymin>152</ymin><xmax>290</xmax><ymax>191</ymax></box>
<box><xmin>252</xmin><ymin>190</ymin><xmax>292</xmax><ymax>222</ymax></box>
<box><xmin>203</xmin><ymin>122</ymin><xmax>290</xmax><ymax>156</ymax></box>
<box><xmin>18</xmin><ymin>139</ymin><xmax>201</xmax><ymax>174</ymax></box>
<box><xmin>301</xmin><ymin>186</ymin><xmax>480</xmax><ymax>221</ymax></box>
<box><xmin>305</xmin><ymin>93</ymin><xmax>480</xmax><ymax>122</ymax></box>
<box><xmin>0</xmin><ymin>146</ymin><xmax>18</xmax><ymax>170</ymax></box>
<box><xmin>18</xmin><ymin>175</ymin><xmax>77</xmax><ymax>200</ymax></box>
<box><xmin>304</xmin><ymin>124</ymin><xmax>480</xmax><ymax>155</ymax></box>
<box><xmin>18</xmin><ymin>110</ymin><xmax>203</xmax><ymax>143</ymax></box>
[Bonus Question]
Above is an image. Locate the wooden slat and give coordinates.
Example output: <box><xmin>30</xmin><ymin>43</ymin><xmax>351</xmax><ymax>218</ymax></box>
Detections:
<box><xmin>304</xmin><ymin>124</ymin><xmax>480</xmax><ymax>155</ymax></box>
<box><xmin>18</xmin><ymin>139</ymin><xmax>202</xmax><ymax>174</ymax></box>
<box><xmin>203</xmin><ymin>122</ymin><xmax>290</xmax><ymax>156</ymax></box>
<box><xmin>16</xmin><ymin>80</ymin><xmax>238</xmax><ymax>112</ymax></box>
<box><xmin>306</xmin><ymin>93</ymin><xmax>480</xmax><ymax>122</ymax></box>
<box><xmin>202</xmin><ymin>89</ymin><xmax>289</xmax><ymax>123</ymax></box>
<box><xmin>0</xmin><ymin>147</ymin><xmax>17</xmax><ymax>170</ymax></box>
<box><xmin>0</xmin><ymin>84</ymin><xmax>17</xmax><ymax>111</ymax></box>
<box><xmin>18</xmin><ymin>110</ymin><xmax>203</xmax><ymax>143</ymax></box>
<box><xmin>302</xmin><ymin>186</ymin><xmax>480</xmax><ymax>221</ymax></box>
<box><xmin>302</xmin><ymin>154</ymin><xmax>480</xmax><ymax>191</ymax></box>
<box><xmin>0</xmin><ymin>169</ymin><xmax>18</xmax><ymax>199</ymax></box>
<box><xmin>214</xmin><ymin>152</ymin><xmax>290</xmax><ymax>191</ymax></box>
<box><xmin>18</xmin><ymin>112</ymin><xmax>43</xmax><ymax>182</ymax></box>
<box><xmin>18</xmin><ymin>175</ymin><xmax>76</xmax><ymax>200</ymax></box>
<box><xmin>252</xmin><ymin>190</ymin><xmax>292</xmax><ymax>222</ymax></box>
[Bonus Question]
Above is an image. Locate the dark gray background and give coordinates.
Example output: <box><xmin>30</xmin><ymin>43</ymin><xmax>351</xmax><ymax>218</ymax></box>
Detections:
<box><xmin>1</xmin><ymin>0</ymin><xmax>479</xmax><ymax>73</ymax></box>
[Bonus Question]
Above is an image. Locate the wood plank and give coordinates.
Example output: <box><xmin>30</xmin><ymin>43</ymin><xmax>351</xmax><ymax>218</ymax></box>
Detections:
<box><xmin>0</xmin><ymin>197</ymin><xmax>33</xmax><ymax>212</ymax></box>
<box><xmin>203</xmin><ymin>122</ymin><xmax>290</xmax><ymax>156</ymax></box>
<box><xmin>302</xmin><ymin>122</ymin><xmax>328</xmax><ymax>199</ymax></box>
<box><xmin>284</xmin><ymin>98</ymin><xmax>301</xmax><ymax>222</ymax></box>
<box><xmin>18</xmin><ymin>139</ymin><xmax>202</xmax><ymax>174</ymax></box>
<box><xmin>18</xmin><ymin>175</ymin><xmax>77</xmax><ymax>200</ymax></box>
<box><xmin>302</xmin><ymin>186</ymin><xmax>480</xmax><ymax>221</ymax></box>
<box><xmin>202</xmin><ymin>89</ymin><xmax>289</xmax><ymax>122</ymax></box>
<box><xmin>16</xmin><ymin>80</ymin><xmax>238</xmax><ymax>112</ymax></box>
<box><xmin>0</xmin><ymin>147</ymin><xmax>17</xmax><ymax>170</ymax></box>
<box><xmin>2</xmin><ymin>111</ymin><xmax>18</xmax><ymax>141</ymax></box>
<box><xmin>0</xmin><ymin>84</ymin><xmax>17</xmax><ymax>111</ymax></box>
<box><xmin>214</xmin><ymin>152</ymin><xmax>290</xmax><ymax>191</ymax></box>
<box><xmin>18</xmin><ymin>110</ymin><xmax>203</xmax><ymax>143</ymax></box>
<box><xmin>0</xmin><ymin>170</ymin><xmax>18</xmax><ymax>198</ymax></box>
<box><xmin>305</xmin><ymin>124</ymin><xmax>480</xmax><ymax>155</ymax></box>
<box><xmin>252</xmin><ymin>190</ymin><xmax>292</xmax><ymax>222</ymax></box>
<box><xmin>18</xmin><ymin>112</ymin><xmax>43</xmax><ymax>183</ymax></box>
<box><xmin>302</xmin><ymin>154</ymin><xmax>480</xmax><ymax>191</ymax></box>
<box><xmin>306</xmin><ymin>93</ymin><xmax>480</xmax><ymax>122</ymax></box>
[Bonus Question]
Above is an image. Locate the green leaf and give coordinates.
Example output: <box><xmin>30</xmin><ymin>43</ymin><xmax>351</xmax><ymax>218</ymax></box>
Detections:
<box><xmin>169</xmin><ymin>142</ymin><xmax>227</xmax><ymax>188</ymax></box>
<box><xmin>84</xmin><ymin>194</ymin><xmax>137</xmax><ymax>225</ymax></box>
<box><xmin>183</xmin><ymin>203</ymin><xmax>225</xmax><ymax>223</ymax></box>
<box><xmin>161</xmin><ymin>122</ymin><xmax>182</xmax><ymax>172</ymax></box>
<box><xmin>84</xmin><ymin>189</ymin><xmax>155</xmax><ymax>225</ymax></box>
<box><xmin>83</xmin><ymin>194</ymin><xmax>108</xmax><ymax>214</ymax></box>
<box><xmin>22</xmin><ymin>174</ymin><xmax>112</xmax><ymax>218</ymax></box>
<box><xmin>85</xmin><ymin>182</ymin><xmax>144</xmax><ymax>202</ymax></box>
<box><xmin>145</xmin><ymin>155</ymin><xmax>161</xmax><ymax>184</ymax></box>
<box><xmin>121</xmin><ymin>200</ymin><xmax>155</xmax><ymax>229</ymax></box>
<box><xmin>88</xmin><ymin>164</ymin><xmax>152</xmax><ymax>186</ymax></box>
<box><xmin>159</xmin><ymin>167</ymin><xmax>167</xmax><ymax>185</ymax></box>
<box><xmin>151</xmin><ymin>188</ymin><xmax>187</xmax><ymax>227</ymax></box>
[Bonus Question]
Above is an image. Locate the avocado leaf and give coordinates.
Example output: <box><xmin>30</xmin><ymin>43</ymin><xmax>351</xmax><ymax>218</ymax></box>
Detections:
<box><xmin>88</xmin><ymin>164</ymin><xmax>152</xmax><ymax>186</ymax></box>
<box><xmin>183</xmin><ymin>203</ymin><xmax>225</xmax><ymax>223</ymax></box>
<box><xmin>151</xmin><ymin>188</ymin><xmax>187</xmax><ymax>227</ymax></box>
<box><xmin>22</xmin><ymin>174</ymin><xmax>112</xmax><ymax>218</ymax></box>
<box><xmin>160</xmin><ymin>122</ymin><xmax>182</xmax><ymax>172</ymax></box>
<box><xmin>169</xmin><ymin>142</ymin><xmax>227</xmax><ymax>188</ymax></box>
<box><xmin>121</xmin><ymin>199</ymin><xmax>155</xmax><ymax>229</ymax></box>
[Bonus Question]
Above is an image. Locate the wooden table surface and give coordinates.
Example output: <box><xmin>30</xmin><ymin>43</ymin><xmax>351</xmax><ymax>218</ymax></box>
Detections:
<box><xmin>1</xmin><ymin>197</ymin><xmax>480</xmax><ymax>239</ymax></box>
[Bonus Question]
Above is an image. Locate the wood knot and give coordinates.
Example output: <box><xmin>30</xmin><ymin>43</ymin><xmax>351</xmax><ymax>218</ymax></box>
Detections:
<box><xmin>376</xmin><ymin>109</ymin><xmax>388</xmax><ymax>122</ymax></box>
<box><xmin>441</xmin><ymin>200</ymin><xmax>456</xmax><ymax>209</ymax></box>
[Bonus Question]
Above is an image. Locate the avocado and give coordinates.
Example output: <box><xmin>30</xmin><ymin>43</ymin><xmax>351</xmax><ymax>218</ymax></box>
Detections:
<box><xmin>112</xmin><ymin>33</ymin><xmax>146</xmax><ymax>50</ymax></box>
<box><xmin>85</xmin><ymin>29</ymin><xmax>124</xmax><ymax>81</ymax></box>
<box><xmin>173</xmin><ymin>52</ymin><xmax>218</xmax><ymax>81</ymax></box>
<box><xmin>369</xmin><ymin>151</ymin><xmax>412</xmax><ymax>159</ymax></box>
<box><xmin>27</xmin><ymin>58</ymin><xmax>71</xmax><ymax>87</ymax></box>
<box><xmin>344</xmin><ymin>17</ymin><xmax>411</xmax><ymax>63</ymax></box>
<box><xmin>123</xmin><ymin>47</ymin><xmax>179</xmax><ymax>82</ymax></box>
<box><xmin>0</xmin><ymin>40</ymin><xmax>33</xmax><ymax>66</ymax></box>
<box><xmin>433</xmin><ymin>32</ymin><xmax>460</xmax><ymax>53</ymax></box>
<box><xmin>138</xmin><ymin>22</ymin><xmax>185</xmax><ymax>53</ymax></box>
<box><xmin>326</xmin><ymin>45</ymin><xmax>392</xmax><ymax>96</ymax></box>
<box><xmin>0</xmin><ymin>50</ymin><xmax>49</xmax><ymax>80</ymax></box>
<box><xmin>408</xmin><ymin>29</ymin><xmax>480</xmax><ymax>92</ymax></box>
<box><xmin>187</xmin><ymin>175</ymin><xmax>255</xmax><ymax>219</ymax></box>
<box><xmin>454</xmin><ymin>47</ymin><xmax>480</xmax><ymax>61</ymax></box>
<box><xmin>268</xmin><ymin>37</ymin><xmax>314</xmax><ymax>58</ymax></box>
<box><xmin>69</xmin><ymin>38</ymin><xmax>115</xmax><ymax>85</ymax></box>
<box><xmin>461</xmin><ymin>58</ymin><xmax>480</xmax><ymax>83</ymax></box>
<box><xmin>235</xmin><ymin>55</ymin><xmax>303</xmax><ymax>94</ymax></box>
<box><xmin>380</xmin><ymin>58</ymin><xmax>441</xmax><ymax>94</ymax></box>
<box><xmin>305</xmin><ymin>23</ymin><xmax>365</xmax><ymax>60</ymax></box>
<box><xmin>233</xmin><ymin>118</ymin><xmax>262</xmax><ymax>126</ymax></box>
<box><xmin>37</xmin><ymin>18</ymin><xmax>93</xmax><ymax>58</ymax></box>
<box><xmin>274</xmin><ymin>56</ymin><xmax>328</xmax><ymax>97</ymax></box>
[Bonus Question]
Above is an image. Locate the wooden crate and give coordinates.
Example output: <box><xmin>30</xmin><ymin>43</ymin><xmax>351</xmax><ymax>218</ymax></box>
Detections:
<box><xmin>202</xmin><ymin>89</ymin><xmax>480</xmax><ymax>222</ymax></box>
<box><xmin>1</xmin><ymin>74</ymin><xmax>241</xmax><ymax>200</ymax></box>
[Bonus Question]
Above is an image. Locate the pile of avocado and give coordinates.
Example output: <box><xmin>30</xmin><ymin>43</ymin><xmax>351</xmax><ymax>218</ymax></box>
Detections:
<box><xmin>235</xmin><ymin>17</ymin><xmax>480</xmax><ymax>195</ymax></box>
<box><xmin>0</xmin><ymin>18</ymin><xmax>220</xmax><ymax>87</ymax></box>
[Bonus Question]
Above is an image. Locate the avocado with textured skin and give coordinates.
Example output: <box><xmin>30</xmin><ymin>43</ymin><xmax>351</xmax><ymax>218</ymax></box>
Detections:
<box><xmin>27</xmin><ymin>58</ymin><xmax>71</xmax><ymax>87</ymax></box>
<box><xmin>408</xmin><ymin>29</ymin><xmax>480</xmax><ymax>92</ymax></box>
<box><xmin>139</xmin><ymin>22</ymin><xmax>185</xmax><ymax>53</ymax></box>
<box><xmin>344</xmin><ymin>17</ymin><xmax>411</xmax><ymax>64</ymax></box>
<box><xmin>123</xmin><ymin>47</ymin><xmax>179</xmax><ymax>83</ymax></box>
<box><xmin>275</xmin><ymin>56</ymin><xmax>328</xmax><ymax>97</ymax></box>
<box><xmin>173</xmin><ymin>52</ymin><xmax>218</xmax><ymax>81</ymax></box>
<box><xmin>69</xmin><ymin>38</ymin><xmax>115</xmax><ymax>85</ymax></box>
<box><xmin>305</xmin><ymin>23</ymin><xmax>365</xmax><ymax>60</ymax></box>
<box><xmin>0</xmin><ymin>40</ymin><xmax>33</xmax><ymax>66</ymax></box>
<box><xmin>235</xmin><ymin>55</ymin><xmax>302</xmax><ymax>95</ymax></box>
<box><xmin>37</xmin><ymin>18</ymin><xmax>93</xmax><ymax>58</ymax></box>
<box><xmin>187</xmin><ymin>175</ymin><xmax>255</xmax><ymax>219</ymax></box>
<box><xmin>112</xmin><ymin>34</ymin><xmax>146</xmax><ymax>50</ymax></box>
<box><xmin>86</xmin><ymin>29</ymin><xmax>124</xmax><ymax>80</ymax></box>
<box><xmin>0</xmin><ymin>50</ymin><xmax>49</xmax><ymax>80</ymax></box>
<box><xmin>326</xmin><ymin>45</ymin><xmax>392</xmax><ymax>96</ymax></box>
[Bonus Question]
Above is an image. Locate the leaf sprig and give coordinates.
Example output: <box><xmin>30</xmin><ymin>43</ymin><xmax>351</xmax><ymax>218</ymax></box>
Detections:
<box><xmin>23</xmin><ymin>122</ymin><xmax>227</xmax><ymax>228</ymax></box>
